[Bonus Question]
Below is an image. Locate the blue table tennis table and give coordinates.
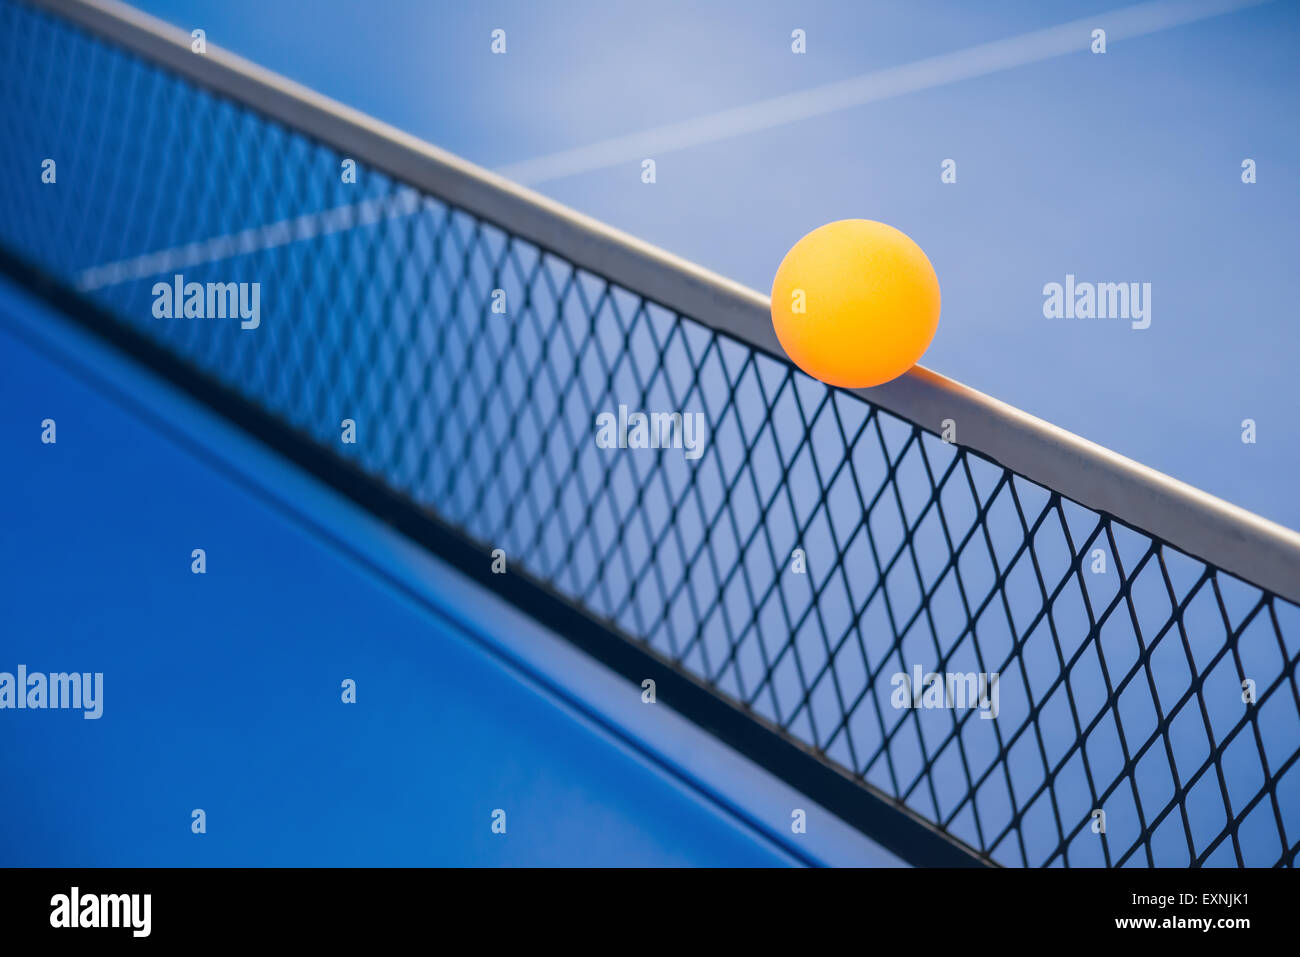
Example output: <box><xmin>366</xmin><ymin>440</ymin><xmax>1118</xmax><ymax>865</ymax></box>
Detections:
<box><xmin>0</xmin><ymin>275</ymin><xmax>899</xmax><ymax>867</ymax></box>
<box><xmin>4</xmin><ymin>0</ymin><xmax>1298</xmax><ymax>872</ymax></box>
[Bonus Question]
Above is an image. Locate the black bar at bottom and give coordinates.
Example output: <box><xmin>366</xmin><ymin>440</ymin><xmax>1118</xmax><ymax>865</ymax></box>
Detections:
<box><xmin>1</xmin><ymin>866</ymin><xmax>1292</xmax><ymax>942</ymax></box>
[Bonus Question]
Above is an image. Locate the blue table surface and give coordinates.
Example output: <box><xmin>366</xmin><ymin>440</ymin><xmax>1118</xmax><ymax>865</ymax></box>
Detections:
<box><xmin>0</xmin><ymin>276</ymin><xmax>899</xmax><ymax>867</ymax></box>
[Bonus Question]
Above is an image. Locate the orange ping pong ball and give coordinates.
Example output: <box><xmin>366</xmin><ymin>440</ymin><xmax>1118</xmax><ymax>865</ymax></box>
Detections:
<box><xmin>770</xmin><ymin>220</ymin><xmax>940</xmax><ymax>389</ymax></box>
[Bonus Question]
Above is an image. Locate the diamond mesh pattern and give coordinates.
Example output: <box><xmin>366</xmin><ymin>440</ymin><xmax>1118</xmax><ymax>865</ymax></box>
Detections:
<box><xmin>2</xmin><ymin>0</ymin><xmax>1297</xmax><ymax>866</ymax></box>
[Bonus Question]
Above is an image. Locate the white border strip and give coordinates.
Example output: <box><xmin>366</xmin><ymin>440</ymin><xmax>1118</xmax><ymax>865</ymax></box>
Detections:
<box><xmin>496</xmin><ymin>0</ymin><xmax>1271</xmax><ymax>185</ymax></box>
<box><xmin>75</xmin><ymin>0</ymin><xmax>1272</xmax><ymax>286</ymax></box>
<box><xmin>26</xmin><ymin>0</ymin><xmax>1300</xmax><ymax>604</ymax></box>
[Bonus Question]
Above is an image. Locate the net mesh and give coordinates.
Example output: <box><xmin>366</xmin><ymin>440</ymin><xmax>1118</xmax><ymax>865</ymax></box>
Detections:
<box><xmin>2</xmin><ymin>0</ymin><xmax>1297</xmax><ymax>867</ymax></box>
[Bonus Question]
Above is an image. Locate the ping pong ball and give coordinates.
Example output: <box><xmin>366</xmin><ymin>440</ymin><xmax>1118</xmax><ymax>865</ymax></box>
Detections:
<box><xmin>770</xmin><ymin>219</ymin><xmax>940</xmax><ymax>389</ymax></box>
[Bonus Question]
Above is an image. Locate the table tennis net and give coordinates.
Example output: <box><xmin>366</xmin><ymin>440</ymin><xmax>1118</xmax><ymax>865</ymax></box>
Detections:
<box><xmin>2</xmin><ymin>0</ymin><xmax>1297</xmax><ymax>867</ymax></box>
